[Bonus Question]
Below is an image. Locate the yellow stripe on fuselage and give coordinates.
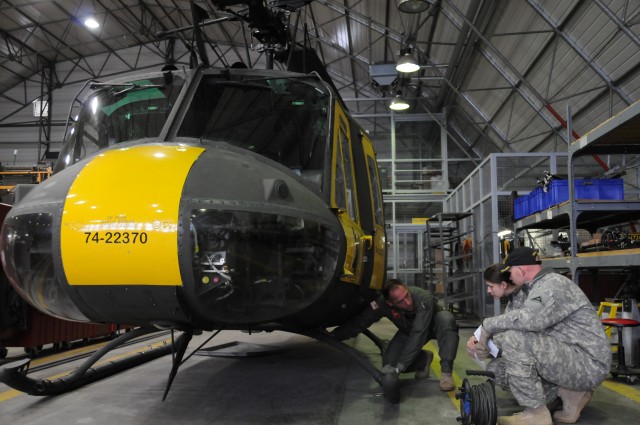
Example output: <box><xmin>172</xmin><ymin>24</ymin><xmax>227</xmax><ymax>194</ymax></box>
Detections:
<box><xmin>61</xmin><ymin>145</ymin><xmax>204</xmax><ymax>286</ymax></box>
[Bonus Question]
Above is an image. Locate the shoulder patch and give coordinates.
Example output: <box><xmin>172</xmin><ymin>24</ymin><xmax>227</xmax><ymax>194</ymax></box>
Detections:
<box><xmin>370</xmin><ymin>301</ymin><xmax>379</xmax><ymax>310</ymax></box>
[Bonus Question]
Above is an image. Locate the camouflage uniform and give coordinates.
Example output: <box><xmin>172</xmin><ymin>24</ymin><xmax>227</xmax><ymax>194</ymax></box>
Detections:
<box><xmin>332</xmin><ymin>286</ymin><xmax>459</xmax><ymax>373</ymax></box>
<box><xmin>483</xmin><ymin>268</ymin><xmax>611</xmax><ymax>408</ymax></box>
<box><xmin>487</xmin><ymin>344</ymin><xmax>561</xmax><ymax>403</ymax></box>
<box><xmin>485</xmin><ymin>287</ymin><xmax>526</xmax><ymax>390</ymax></box>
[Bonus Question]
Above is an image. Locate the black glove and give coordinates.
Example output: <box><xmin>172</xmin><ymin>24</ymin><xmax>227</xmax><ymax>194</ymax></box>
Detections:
<box><xmin>328</xmin><ymin>327</ymin><xmax>350</xmax><ymax>341</ymax></box>
<box><xmin>381</xmin><ymin>364</ymin><xmax>398</xmax><ymax>375</ymax></box>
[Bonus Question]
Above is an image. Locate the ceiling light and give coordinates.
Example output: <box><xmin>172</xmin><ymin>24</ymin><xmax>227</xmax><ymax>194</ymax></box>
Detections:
<box><xmin>84</xmin><ymin>17</ymin><xmax>100</xmax><ymax>29</ymax></box>
<box><xmin>398</xmin><ymin>0</ymin><xmax>432</xmax><ymax>14</ymax></box>
<box><xmin>389</xmin><ymin>94</ymin><xmax>410</xmax><ymax>111</ymax></box>
<box><xmin>396</xmin><ymin>50</ymin><xmax>420</xmax><ymax>73</ymax></box>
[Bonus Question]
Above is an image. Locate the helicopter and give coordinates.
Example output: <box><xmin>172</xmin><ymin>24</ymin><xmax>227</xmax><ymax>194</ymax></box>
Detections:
<box><xmin>0</xmin><ymin>0</ymin><xmax>387</xmax><ymax>398</ymax></box>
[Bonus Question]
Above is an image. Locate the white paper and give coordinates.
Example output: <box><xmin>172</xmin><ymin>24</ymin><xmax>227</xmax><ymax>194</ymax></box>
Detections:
<box><xmin>471</xmin><ymin>352</ymin><xmax>487</xmax><ymax>369</ymax></box>
<box><xmin>474</xmin><ymin>326</ymin><xmax>500</xmax><ymax>359</ymax></box>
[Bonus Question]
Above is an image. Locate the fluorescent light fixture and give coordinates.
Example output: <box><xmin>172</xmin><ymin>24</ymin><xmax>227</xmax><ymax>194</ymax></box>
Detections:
<box><xmin>398</xmin><ymin>0</ymin><xmax>432</xmax><ymax>13</ymax></box>
<box><xmin>498</xmin><ymin>230</ymin><xmax>513</xmax><ymax>238</ymax></box>
<box><xmin>84</xmin><ymin>17</ymin><xmax>99</xmax><ymax>29</ymax></box>
<box><xmin>396</xmin><ymin>51</ymin><xmax>420</xmax><ymax>73</ymax></box>
<box><xmin>389</xmin><ymin>94</ymin><xmax>410</xmax><ymax>111</ymax></box>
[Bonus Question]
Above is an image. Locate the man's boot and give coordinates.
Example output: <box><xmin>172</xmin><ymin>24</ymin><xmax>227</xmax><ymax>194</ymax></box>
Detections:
<box><xmin>415</xmin><ymin>350</ymin><xmax>434</xmax><ymax>379</ymax></box>
<box><xmin>439</xmin><ymin>372</ymin><xmax>455</xmax><ymax>391</ymax></box>
<box><xmin>497</xmin><ymin>405</ymin><xmax>552</xmax><ymax>425</ymax></box>
<box><xmin>553</xmin><ymin>388</ymin><xmax>593</xmax><ymax>423</ymax></box>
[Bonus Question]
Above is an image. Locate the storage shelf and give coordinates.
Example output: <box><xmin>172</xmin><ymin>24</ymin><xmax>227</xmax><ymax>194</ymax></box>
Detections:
<box><xmin>0</xmin><ymin>167</ymin><xmax>52</xmax><ymax>191</ymax></box>
<box><xmin>449</xmin><ymin>253</ymin><xmax>473</xmax><ymax>261</ymax></box>
<box><xmin>516</xmin><ymin>200</ymin><xmax>640</xmax><ymax>233</ymax></box>
<box><xmin>447</xmin><ymin>271</ymin><xmax>475</xmax><ymax>281</ymax></box>
<box><xmin>423</xmin><ymin>212</ymin><xmax>476</xmax><ymax>314</ymax></box>
<box><xmin>540</xmin><ymin>250</ymin><xmax>640</xmax><ymax>269</ymax></box>
<box><xmin>516</xmin><ymin>100</ymin><xmax>640</xmax><ymax>291</ymax></box>
<box><xmin>569</xmin><ymin>100</ymin><xmax>640</xmax><ymax>157</ymax></box>
<box><xmin>427</xmin><ymin>232</ymin><xmax>473</xmax><ymax>247</ymax></box>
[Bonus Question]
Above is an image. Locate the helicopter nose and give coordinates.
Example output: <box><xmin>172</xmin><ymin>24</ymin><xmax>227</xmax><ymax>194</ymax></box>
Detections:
<box><xmin>60</xmin><ymin>144</ymin><xmax>205</xmax><ymax>287</ymax></box>
<box><xmin>2</xmin><ymin>142</ymin><xmax>344</xmax><ymax>326</ymax></box>
<box><xmin>0</xmin><ymin>144</ymin><xmax>206</xmax><ymax>321</ymax></box>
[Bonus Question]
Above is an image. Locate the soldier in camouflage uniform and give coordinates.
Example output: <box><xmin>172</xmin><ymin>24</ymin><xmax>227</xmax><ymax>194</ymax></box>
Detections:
<box><xmin>330</xmin><ymin>279</ymin><xmax>459</xmax><ymax>400</ymax></box>
<box><xmin>466</xmin><ymin>263</ymin><xmax>525</xmax><ymax>359</ymax></box>
<box><xmin>476</xmin><ymin>247</ymin><xmax>610</xmax><ymax>425</ymax></box>
<box><xmin>468</xmin><ymin>264</ymin><xmax>561</xmax><ymax>413</ymax></box>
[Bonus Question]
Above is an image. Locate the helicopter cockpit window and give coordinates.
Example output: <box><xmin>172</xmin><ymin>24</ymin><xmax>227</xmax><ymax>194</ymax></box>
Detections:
<box><xmin>177</xmin><ymin>76</ymin><xmax>329</xmax><ymax>191</ymax></box>
<box><xmin>55</xmin><ymin>76</ymin><xmax>184</xmax><ymax>172</ymax></box>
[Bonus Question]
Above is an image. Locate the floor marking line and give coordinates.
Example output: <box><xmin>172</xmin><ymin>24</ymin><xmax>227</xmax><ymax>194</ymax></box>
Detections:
<box><xmin>425</xmin><ymin>341</ymin><xmax>460</xmax><ymax>409</ymax></box>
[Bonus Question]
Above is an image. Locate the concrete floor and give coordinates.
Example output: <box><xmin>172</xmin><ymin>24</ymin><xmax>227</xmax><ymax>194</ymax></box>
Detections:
<box><xmin>1</xmin><ymin>320</ymin><xmax>639</xmax><ymax>425</ymax></box>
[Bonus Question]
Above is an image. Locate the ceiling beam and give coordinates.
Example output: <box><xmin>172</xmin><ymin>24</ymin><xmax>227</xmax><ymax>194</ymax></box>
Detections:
<box><xmin>526</xmin><ymin>0</ymin><xmax>632</xmax><ymax>106</ymax></box>
<box><xmin>441</xmin><ymin>0</ymin><xmax>574</xmax><ymax>150</ymax></box>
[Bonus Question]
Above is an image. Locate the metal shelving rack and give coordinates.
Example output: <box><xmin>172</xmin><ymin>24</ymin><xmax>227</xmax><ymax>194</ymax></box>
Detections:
<box><xmin>515</xmin><ymin>201</ymin><xmax>640</xmax><ymax>274</ymax></box>
<box><xmin>567</xmin><ymin>101</ymin><xmax>640</xmax><ymax>272</ymax></box>
<box><xmin>424</xmin><ymin>212</ymin><xmax>476</xmax><ymax>314</ymax></box>
<box><xmin>444</xmin><ymin>152</ymin><xmax>568</xmax><ymax>317</ymax></box>
<box><xmin>514</xmin><ymin>100</ymin><xmax>640</xmax><ymax>282</ymax></box>
<box><xmin>513</xmin><ymin>102</ymin><xmax>640</xmax><ymax>367</ymax></box>
<box><xmin>0</xmin><ymin>166</ymin><xmax>52</xmax><ymax>191</ymax></box>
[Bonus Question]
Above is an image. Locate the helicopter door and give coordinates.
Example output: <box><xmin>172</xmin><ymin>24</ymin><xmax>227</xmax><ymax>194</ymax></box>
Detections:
<box><xmin>360</xmin><ymin>132</ymin><xmax>386</xmax><ymax>290</ymax></box>
<box><xmin>331</xmin><ymin>103</ymin><xmax>364</xmax><ymax>285</ymax></box>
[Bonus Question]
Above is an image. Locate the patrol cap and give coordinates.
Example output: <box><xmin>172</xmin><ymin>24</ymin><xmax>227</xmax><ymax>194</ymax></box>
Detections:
<box><xmin>502</xmin><ymin>247</ymin><xmax>541</xmax><ymax>271</ymax></box>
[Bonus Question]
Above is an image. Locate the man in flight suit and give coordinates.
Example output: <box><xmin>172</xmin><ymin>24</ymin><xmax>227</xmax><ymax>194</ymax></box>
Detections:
<box><xmin>330</xmin><ymin>279</ymin><xmax>459</xmax><ymax>401</ymax></box>
<box><xmin>477</xmin><ymin>247</ymin><xmax>610</xmax><ymax>425</ymax></box>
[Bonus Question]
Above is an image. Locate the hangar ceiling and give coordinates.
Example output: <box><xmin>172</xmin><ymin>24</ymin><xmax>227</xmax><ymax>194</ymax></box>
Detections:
<box><xmin>1</xmin><ymin>0</ymin><xmax>640</xmax><ymax>167</ymax></box>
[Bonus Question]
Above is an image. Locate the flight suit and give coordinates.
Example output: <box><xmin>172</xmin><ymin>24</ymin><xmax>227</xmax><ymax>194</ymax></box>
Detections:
<box><xmin>482</xmin><ymin>268</ymin><xmax>611</xmax><ymax>408</ymax></box>
<box><xmin>332</xmin><ymin>286</ymin><xmax>459</xmax><ymax>373</ymax></box>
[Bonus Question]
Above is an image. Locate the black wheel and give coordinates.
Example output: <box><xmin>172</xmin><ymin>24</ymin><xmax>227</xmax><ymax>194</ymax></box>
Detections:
<box><xmin>456</xmin><ymin>378</ymin><xmax>472</xmax><ymax>425</ymax></box>
<box><xmin>611</xmin><ymin>372</ymin><xmax>619</xmax><ymax>378</ymax></box>
<box><xmin>381</xmin><ymin>372</ymin><xmax>400</xmax><ymax>403</ymax></box>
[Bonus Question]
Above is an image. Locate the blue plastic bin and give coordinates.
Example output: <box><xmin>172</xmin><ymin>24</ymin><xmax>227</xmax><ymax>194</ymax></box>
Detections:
<box><xmin>514</xmin><ymin>193</ymin><xmax>530</xmax><ymax>220</ymax></box>
<box><xmin>531</xmin><ymin>186</ymin><xmax>550</xmax><ymax>213</ymax></box>
<box><xmin>549</xmin><ymin>178</ymin><xmax>624</xmax><ymax>207</ymax></box>
<box><xmin>528</xmin><ymin>187</ymin><xmax>542</xmax><ymax>215</ymax></box>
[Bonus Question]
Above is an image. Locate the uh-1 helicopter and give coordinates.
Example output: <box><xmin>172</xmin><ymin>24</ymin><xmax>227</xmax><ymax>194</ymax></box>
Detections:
<box><xmin>0</xmin><ymin>0</ymin><xmax>388</xmax><ymax>398</ymax></box>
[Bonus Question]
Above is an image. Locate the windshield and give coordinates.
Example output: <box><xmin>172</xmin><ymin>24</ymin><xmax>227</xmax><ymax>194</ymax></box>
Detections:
<box><xmin>55</xmin><ymin>75</ymin><xmax>185</xmax><ymax>172</ymax></box>
<box><xmin>177</xmin><ymin>76</ymin><xmax>329</xmax><ymax>187</ymax></box>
